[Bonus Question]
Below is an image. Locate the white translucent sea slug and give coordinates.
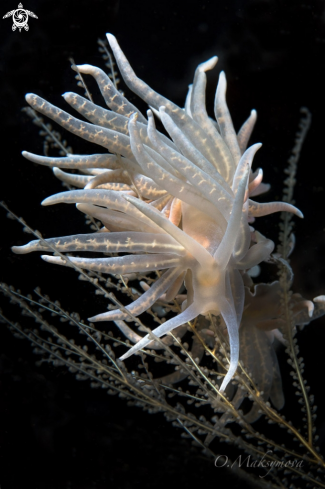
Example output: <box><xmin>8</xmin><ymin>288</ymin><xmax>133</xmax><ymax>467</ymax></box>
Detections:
<box><xmin>13</xmin><ymin>33</ymin><xmax>303</xmax><ymax>392</ymax></box>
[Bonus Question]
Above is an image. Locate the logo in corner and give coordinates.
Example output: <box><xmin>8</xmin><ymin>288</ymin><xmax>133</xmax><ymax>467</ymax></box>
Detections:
<box><xmin>3</xmin><ymin>3</ymin><xmax>38</xmax><ymax>32</ymax></box>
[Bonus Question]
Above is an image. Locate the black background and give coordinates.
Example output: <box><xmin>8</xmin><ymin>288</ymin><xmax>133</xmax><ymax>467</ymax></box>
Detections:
<box><xmin>1</xmin><ymin>0</ymin><xmax>325</xmax><ymax>488</ymax></box>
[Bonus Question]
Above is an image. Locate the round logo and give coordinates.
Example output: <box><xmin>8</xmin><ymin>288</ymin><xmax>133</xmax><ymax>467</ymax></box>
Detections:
<box><xmin>12</xmin><ymin>8</ymin><xmax>29</xmax><ymax>31</ymax></box>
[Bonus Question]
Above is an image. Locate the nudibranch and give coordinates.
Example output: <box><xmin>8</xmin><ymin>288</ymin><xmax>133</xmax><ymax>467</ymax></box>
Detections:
<box><xmin>13</xmin><ymin>34</ymin><xmax>303</xmax><ymax>392</ymax></box>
